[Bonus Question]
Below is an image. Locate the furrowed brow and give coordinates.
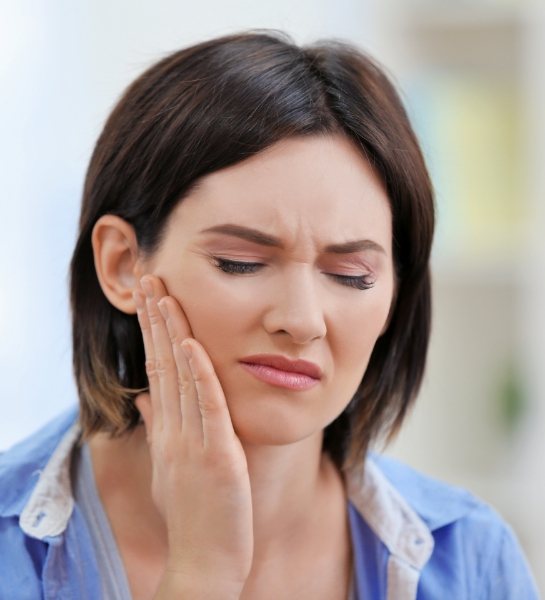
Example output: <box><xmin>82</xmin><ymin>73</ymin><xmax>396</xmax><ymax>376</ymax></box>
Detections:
<box><xmin>324</xmin><ymin>239</ymin><xmax>386</xmax><ymax>255</ymax></box>
<box><xmin>200</xmin><ymin>223</ymin><xmax>386</xmax><ymax>254</ymax></box>
<box><xmin>199</xmin><ymin>224</ymin><xmax>283</xmax><ymax>247</ymax></box>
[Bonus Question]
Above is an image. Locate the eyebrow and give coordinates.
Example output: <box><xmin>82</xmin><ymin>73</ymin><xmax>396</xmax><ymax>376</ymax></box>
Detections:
<box><xmin>199</xmin><ymin>224</ymin><xmax>386</xmax><ymax>255</ymax></box>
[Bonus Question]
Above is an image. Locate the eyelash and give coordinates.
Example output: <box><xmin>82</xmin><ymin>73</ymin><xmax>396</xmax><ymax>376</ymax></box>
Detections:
<box><xmin>213</xmin><ymin>258</ymin><xmax>375</xmax><ymax>291</ymax></box>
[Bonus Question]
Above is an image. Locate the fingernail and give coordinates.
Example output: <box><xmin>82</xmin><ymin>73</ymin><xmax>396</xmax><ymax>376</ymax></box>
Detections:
<box><xmin>181</xmin><ymin>340</ymin><xmax>192</xmax><ymax>361</ymax></box>
<box><xmin>158</xmin><ymin>299</ymin><xmax>169</xmax><ymax>319</ymax></box>
<box><xmin>141</xmin><ymin>277</ymin><xmax>153</xmax><ymax>298</ymax></box>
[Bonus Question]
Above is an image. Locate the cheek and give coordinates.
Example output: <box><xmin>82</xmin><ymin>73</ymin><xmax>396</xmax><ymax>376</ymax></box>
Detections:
<box><xmin>333</xmin><ymin>289</ymin><xmax>393</xmax><ymax>376</ymax></box>
<box><xmin>167</xmin><ymin>272</ymin><xmax>256</xmax><ymax>360</ymax></box>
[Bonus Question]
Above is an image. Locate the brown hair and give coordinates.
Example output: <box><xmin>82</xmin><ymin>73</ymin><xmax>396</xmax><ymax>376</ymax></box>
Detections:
<box><xmin>70</xmin><ymin>29</ymin><xmax>434</xmax><ymax>469</ymax></box>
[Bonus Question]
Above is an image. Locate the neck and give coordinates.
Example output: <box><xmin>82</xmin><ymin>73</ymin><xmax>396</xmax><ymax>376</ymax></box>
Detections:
<box><xmin>241</xmin><ymin>432</ymin><xmax>335</xmax><ymax>558</ymax></box>
<box><xmin>88</xmin><ymin>424</ymin><xmax>347</xmax><ymax>565</ymax></box>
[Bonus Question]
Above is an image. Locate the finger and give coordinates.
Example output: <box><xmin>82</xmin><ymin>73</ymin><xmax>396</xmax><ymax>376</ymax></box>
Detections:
<box><xmin>141</xmin><ymin>275</ymin><xmax>182</xmax><ymax>434</ymax></box>
<box><xmin>159</xmin><ymin>296</ymin><xmax>203</xmax><ymax>445</ymax></box>
<box><xmin>182</xmin><ymin>338</ymin><xmax>236</xmax><ymax>453</ymax></box>
<box><xmin>134</xmin><ymin>286</ymin><xmax>163</xmax><ymax>432</ymax></box>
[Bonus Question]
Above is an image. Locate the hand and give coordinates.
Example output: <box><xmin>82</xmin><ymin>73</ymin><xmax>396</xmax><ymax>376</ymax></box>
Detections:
<box><xmin>133</xmin><ymin>275</ymin><xmax>254</xmax><ymax>593</ymax></box>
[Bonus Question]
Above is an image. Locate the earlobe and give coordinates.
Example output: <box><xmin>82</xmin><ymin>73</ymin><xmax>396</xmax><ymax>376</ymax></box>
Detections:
<box><xmin>134</xmin><ymin>392</ymin><xmax>152</xmax><ymax>438</ymax></box>
<box><xmin>91</xmin><ymin>215</ymin><xmax>143</xmax><ymax>314</ymax></box>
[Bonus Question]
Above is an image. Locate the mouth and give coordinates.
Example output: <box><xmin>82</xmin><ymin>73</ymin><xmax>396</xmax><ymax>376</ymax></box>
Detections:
<box><xmin>239</xmin><ymin>354</ymin><xmax>322</xmax><ymax>391</ymax></box>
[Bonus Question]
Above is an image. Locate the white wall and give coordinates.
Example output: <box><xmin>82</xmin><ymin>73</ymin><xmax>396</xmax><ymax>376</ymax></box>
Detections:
<box><xmin>0</xmin><ymin>2</ymin><xmax>92</xmax><ymax>446</ymax></box>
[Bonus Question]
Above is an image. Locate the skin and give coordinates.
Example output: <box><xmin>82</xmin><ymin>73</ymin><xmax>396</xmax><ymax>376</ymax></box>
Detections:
<box><xmin>89</xmin><ymin>133</ymin><xmax>395</xmax><ymax>599</ymax></box>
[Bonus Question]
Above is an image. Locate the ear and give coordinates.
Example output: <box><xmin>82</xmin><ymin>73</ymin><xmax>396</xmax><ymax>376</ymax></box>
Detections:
<box><xmin>134</xmin><ymin>392</ymin><xmax>153</xmax><ymax>441</ymax></box>
<box><xmin>91</xmin><ymin>214</ymin><xmax>144</xmax><ymax>314</ymax></box>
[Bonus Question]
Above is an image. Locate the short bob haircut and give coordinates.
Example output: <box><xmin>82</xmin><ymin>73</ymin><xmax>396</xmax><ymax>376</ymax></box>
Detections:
<box><xmin>70</xmin><ymin>29</ymin><xmax>434</xmax><ymax>470</ymax></box>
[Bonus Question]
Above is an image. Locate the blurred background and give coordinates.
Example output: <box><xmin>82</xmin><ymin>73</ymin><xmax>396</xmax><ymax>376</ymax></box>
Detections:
<box><xmin>1</xmin><ymin>0</ymin><xmax>543</xmax><ymax>592</ymax></box>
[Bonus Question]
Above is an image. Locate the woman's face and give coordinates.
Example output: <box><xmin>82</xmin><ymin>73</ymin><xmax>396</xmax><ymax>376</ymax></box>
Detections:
<box><xmin>143</xmin><ymin>134</ymin><xmax>395</xmax><ymax>446</ymax></box>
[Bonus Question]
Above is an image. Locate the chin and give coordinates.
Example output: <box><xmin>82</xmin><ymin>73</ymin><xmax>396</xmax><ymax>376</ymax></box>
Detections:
<box><xmin>230</xmin><ymin>410</ymin><xmax>322</xmax><ymax>447</ymax></box>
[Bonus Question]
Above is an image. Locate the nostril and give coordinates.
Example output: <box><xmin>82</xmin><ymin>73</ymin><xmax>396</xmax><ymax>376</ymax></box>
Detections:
<box><xmin>262</xmin><ymin>283</ymin><xmax>327</xmax><ymax>343</ymax></box>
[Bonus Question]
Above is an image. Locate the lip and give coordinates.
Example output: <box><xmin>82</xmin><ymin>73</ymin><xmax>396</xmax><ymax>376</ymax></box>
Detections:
<box><xmin>239</xmin><ymin>355</ymin><xmax>322</xmax><ymax>392</ymax></box>
<box><xmin>240</xmin><ymin>355</ymin><xmax>323</xmax><ymax>379</ymax></box>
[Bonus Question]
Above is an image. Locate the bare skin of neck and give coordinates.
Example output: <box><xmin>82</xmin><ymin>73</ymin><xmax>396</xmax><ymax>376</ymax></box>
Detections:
<box><xmin>87</xmin><ymin>424</ymin><xmax>352</xmax><ymax>599</ymax></box>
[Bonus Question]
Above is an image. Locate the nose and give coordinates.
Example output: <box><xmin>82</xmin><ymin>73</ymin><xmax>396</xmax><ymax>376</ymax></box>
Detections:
<box><xmin>263</xmin><ymin>265</ymin><xmax>327</xmax><ymax>344</ymax></box>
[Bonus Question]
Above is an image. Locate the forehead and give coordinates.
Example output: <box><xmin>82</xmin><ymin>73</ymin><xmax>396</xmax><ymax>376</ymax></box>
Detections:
<box><xmin>170</xmin><ymin>134</ymin><xmax>392</xmax><ymax>249</ymax></box>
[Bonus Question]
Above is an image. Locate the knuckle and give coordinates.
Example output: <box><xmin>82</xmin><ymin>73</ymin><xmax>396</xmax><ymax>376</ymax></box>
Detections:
<box><xmin>177</xmin><ymin>374</ymin><xmax>193</xmax><ymax>397</ymax></box>
<box><xmin>198</xmin><ymin>397</ymin><xmax>219</xmax><ymax>417</ymax></box>
<box><xmin>192</xmin><ymin>372</ymin><xmax>205</xmax><ymax>385</ymax></box>
<box><xmin>191</xmin><ymin>365</ymin><xmax>211</xmax><ymax>385</ymax></box>
<box><xmin>148</xmin><ymin>311</ymin><xmax>162</xmax><ymax>326</ymax></box>
<box><xmin>145</xmin><ymin>359</ymin><xmax>157</xmax><ymax>379</ymax></box>
<box><xmin>194</xmin><ymin>362</ymin><xmax>214</xmax><ymax>383</ymax></box>
<box><xmin>155</xmin><ymin>356</ymin><xmax>175</xmax><ymax>375</ymax></box>
<box><xmin>169</xmin><ymin>330</ymin><xmax>183</xmax><ymax>346</ymax></box>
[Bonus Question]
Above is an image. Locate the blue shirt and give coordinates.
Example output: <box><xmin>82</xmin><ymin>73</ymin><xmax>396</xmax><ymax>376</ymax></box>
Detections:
<box><xmin>0</xmin><ymin>406</ymin><xmax>539</xmax><ymax>599</ymax></box>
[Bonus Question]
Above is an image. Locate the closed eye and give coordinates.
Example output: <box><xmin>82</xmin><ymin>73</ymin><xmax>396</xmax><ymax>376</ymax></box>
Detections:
<box><xmin>214</xmin><ymin>257</ymin><xmax>262</xmax><ymax>274</ymax></box>
<box><xmin>328</xmin><ymin>274</ymin><xmax>375</xmax><ymax>290</ymax></box>
<box><xmin>213</xmin><ymin>258</ymin><xmax>375</xmax><ymax>290</ymax></box>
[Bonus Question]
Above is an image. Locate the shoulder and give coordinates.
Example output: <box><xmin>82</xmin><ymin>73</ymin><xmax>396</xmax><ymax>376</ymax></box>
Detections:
<box><xmin>368</xmin><ymin>454</ymin><xmax>540</xmax><ymax>599</ymax></box>
<box><xmin>368</xmin><ymin>453</ymin><xmax>481</xmax><ymax>530</ymax></box>
<box><xmin>0</xmin><ymin>406</ymin><xmax>80</xmax><ymax>596</ymax></box>
<box><xmin>0</xmin><ymin>405</ymin><xmax>79</xmax><ymax>518</ymax></box>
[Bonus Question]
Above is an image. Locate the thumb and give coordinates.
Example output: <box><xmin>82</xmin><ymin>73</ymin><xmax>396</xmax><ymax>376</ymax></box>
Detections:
<box><xmin>135</xmin><ymin>392</ymin><xmax>153</xmax><ymax>443</ymax></box>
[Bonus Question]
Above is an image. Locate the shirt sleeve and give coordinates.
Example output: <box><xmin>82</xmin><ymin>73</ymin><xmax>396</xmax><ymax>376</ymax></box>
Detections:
<box><xmin>0</xmin><ymin>515</ymin><xmax>47</xmax><ymax>599</ymax></box>
<box><xmin>479</xmin><ymin>517</ymin><xmax>540</xmax><ymax>600</ymax></box>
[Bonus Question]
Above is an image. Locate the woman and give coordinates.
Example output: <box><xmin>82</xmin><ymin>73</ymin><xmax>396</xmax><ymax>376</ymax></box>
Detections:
<box><xmin>0</xmin><ymin>31</ymin><xmax>538</xmax><ymax>599</ymax></box>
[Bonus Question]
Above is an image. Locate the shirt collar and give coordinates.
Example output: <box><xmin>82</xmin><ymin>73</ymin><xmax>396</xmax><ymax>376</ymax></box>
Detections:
<box><xmin>0</xmin><ymin>405</ymin><xmax>79</xmax><ymax>521</ymax></box>
<box><xmin>5</xmin><ymin>407</ymin><xmax>473</xmax><ymax>551</ymax></box>
<box><xmin>367</xmin><ymin>453</ymin><xmax>480</xmax><ymax>531</ymax></box>
<box><xmin>345</xmin><ymin>459</ymin><xmax>434</xmax><ymax>571</ymax></box>
<box><xmin>19</xmin><ymin>421</ymin><xmax>81</xmax><ymax>539</ymax></box>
